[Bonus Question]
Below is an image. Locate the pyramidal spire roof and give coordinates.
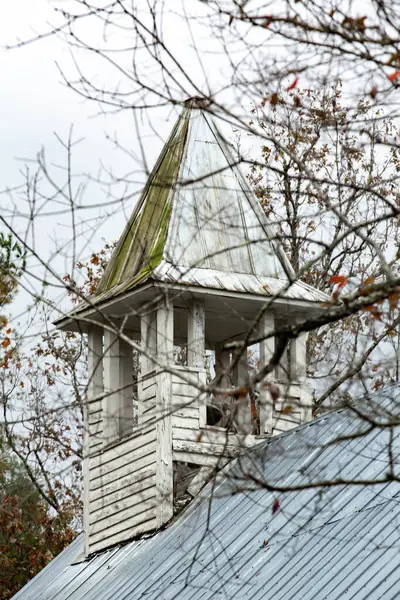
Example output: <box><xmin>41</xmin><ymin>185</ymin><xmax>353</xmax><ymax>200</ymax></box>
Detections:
<box><xmin>95</xmin><ymin>99</ymin><xmax>327</xmax><ymax>304</ymax></box>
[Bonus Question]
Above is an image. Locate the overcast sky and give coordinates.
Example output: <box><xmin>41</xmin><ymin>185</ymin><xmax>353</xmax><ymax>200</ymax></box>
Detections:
<box><xmin>0</xmin><ymin>1</ymin><xmax>257</xmax><ymax>324</ymax></box>
<box><xmin>0</xmin><ymin>2</ymin><xmax>187</xmax><ymax>317</ymax></box>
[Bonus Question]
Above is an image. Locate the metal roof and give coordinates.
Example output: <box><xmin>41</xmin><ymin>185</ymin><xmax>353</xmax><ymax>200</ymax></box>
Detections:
<box><xmin>13</xmin><ymin>385</ymin><xmax>400</xmax><ymax>600</ymax></box>
<box><xmin>94</xmin><ymin>99</ymin><xmax>329</xmax><ymax>306</ymax></box>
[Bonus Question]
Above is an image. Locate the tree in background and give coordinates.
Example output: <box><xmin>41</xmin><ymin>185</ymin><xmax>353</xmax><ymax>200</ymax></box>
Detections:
<box><xmin>0</xmin><ymin>231</ymin><xmax>83</xmax><ymax>599</ymax></box>
<box><xmin>3</xmin><ymin>2</ymin><xmax>400</xmax><ymax>594</ymax></box>
<box><xmin>248</xmin><ymin>84</ymin><xmax>400</xmax><ymax>406</ymax></box>
<box><xmin>0</xmin><ymin>437</ymin><xmax>75</xmax><ymax>600</ymax></box>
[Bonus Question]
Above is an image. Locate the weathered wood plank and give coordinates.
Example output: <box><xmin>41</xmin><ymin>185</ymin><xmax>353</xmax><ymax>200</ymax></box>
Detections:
<box><xmin>90</xmin><ymin>438</ymin><xmax>156</xmax><ymax>482</ymax></box>
<box><xmin>171</xmin><ymin>416</ymin><xmax>199</xmax><ymax>430</ymax></box>
<box><xmin>89</xmin><ymin>485</ymin><xmax>156</xmax><ymax>524</ymax></box>
<box><xmin>187</xmin><ymin>299</ymin><xmax>205</xmax><ymax>369</ymax></box>
<box><xmin>141</xmin><ymin>411</ymin><xmax>157</xmax><ymax>425</ymax></box>
<box><xmin>272</xmin><ymin>416</ymin><xmax>302</xmax><ymax>435</ymax></box>
<box><xmin>291</xmin><ymin>317</ymin><xmax>308</xmax><ymax>381</ymax></box>
<box><xmin>89</xmin><ymin>466</ymin><xmax>156</xmax><ymax>502</ymax></box>
<box><xmin>142</xmin><ymin>399</ymin><xmax>157</xmax><ymax>413</ymax></box>
<box><xmin>172</xmin><ymin>406</ymin><xmax>199</xmax><ymax>419</ymax></box>
<box><xmin>88</xmin><ymin>503</ymin><xmax>157</xmax><ymax>541</ymax></box>
<box><xmin>103</xmin><ymin>329</ymin><xmax>122</xmax><ymax>444</ymax></box>
<box><xmin>198</xmin><ymin>370</ymin><xmax>207</xmax><ymax>428</ymax></box>
<box><xmin>85</xmin><ymin>325</ymin><xmax>104</xmax><ymax>558</ymax></box>
<box><xmin>88</xmin><ymin>517</ymin><xmax>157</xmax><ymax>555</ymax></box>
<box><xmin>88</xmin><ymin>411</ymin><xmax>102</xmax><ymax>426</ymax></box>
<box><xmin>173</xmin><ymin>450</ymin><xmax>231</xmax><ymax>467</ymax></box>
<box><xmin>140</xmin><ymin>385</ymin><xmax>157</xmax><ymax>402</ymax></box>
<box><xmin>139</xmin><ymin>374</ymin><xmax>158</xmax><ymax>391</ymax></box>
<box><xmin>173</xmin><ymin>439</ymin><xmax>244</xmax><ymax>457</ymax></box>
<box><xmin>156</xmin><ymin>300</ymin><xmax>174</xmax><ymax>527</ymax></box>
<box><xmin>88</xmin><ymin>398</ymin><xmax>102</xmax><ymax>414</ymax></box>
<box><xmin>172</xmin><ymin>368</ymin><xmax>201</xmax><ymax>383</ymax></box>
<box><xmin>90</xmin><ymin>427</ymin><xmax>156</xmax><ymax>469</ymax></box>
<box><xmin>89</xmin><ymin>419</ymin><xmax>103</xmax><ymax>436</ymax></box>
<box><xmin>140</xmin><ymin>309</ymin><xmax>157</xmax><ymax>375</ymax></box>
<box><xmin>172</xmin><ymin>381</ymin><xmax>202</xmax><ymax>398</ymax></box>
<box><xmin>259</xmin><ymin>312</ymin><xmax>275</xmax><ymax>434</ymax></box>
<box><xmin>90</xmin><ymin>453</ymin><xmax>156</xmax><ymax>490</ymax></box>
<box><xmin>120</xmin><ymin>338</ymin><xmax>134</xmax><ymax>438</ymax></box>
<box><xmin>89</xmin><ymin>436</ymin><xmax>104</xmax><ymax>450</ymax></box>
<box><xmin>172</xmin><ymin>428</ymin><xmax>255</xmax><ymax>446</ymax></box>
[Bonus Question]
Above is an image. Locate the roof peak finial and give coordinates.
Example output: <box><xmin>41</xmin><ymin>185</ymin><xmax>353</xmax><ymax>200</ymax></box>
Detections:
<box><xmin>184</xmin><ymin>96</ymin><xmax>211</xmax><ymax>109</ymax></box>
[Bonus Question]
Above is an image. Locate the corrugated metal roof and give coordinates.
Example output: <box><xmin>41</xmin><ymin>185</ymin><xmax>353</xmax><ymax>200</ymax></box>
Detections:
<box><xmin>93</xmin><ymin>99</ymin><xmax>329</xmax><ymax>306</ymax></box>
<box><xmin>13</xmin><ymin>385</ymin><xmax>400</xmax><ymax>600</ymax></box>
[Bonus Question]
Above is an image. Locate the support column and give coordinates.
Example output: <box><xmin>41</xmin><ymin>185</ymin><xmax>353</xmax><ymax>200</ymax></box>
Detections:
<box><xmin>232</xmin><ymin>346</ymin><xmax>252</xmax><ymax>434</ymax></box>
<box><xmin>103</xmin><ymin>328</ymin><xmax>133</xmax><ymax>445</ymax></box>
<box><xmin>187</xmin><ymin>299</ymin><xmax>205</xmax><ymax>368</ymax></box>
<box><xmin>259</xmin><ymin>312</ymin><xmax>275</xmax><ymax>434</ymax></box>
<box><xmin>87</xmin><ymin>326</ymin><xmax>104</xmax><ymax>401</ymax></box>
<box><xmin>140</xmin><ymin>308</ymin><xmax>157</xmax><ymax>375</ymax></box>
<box><xmin>290</xmin><ymin>320</ymin><xmax>311</xmax><ymax>422</ymax></box>
<box><xmin>120</xmin><ymin>338</ymin><xmax>133</xmax><ymax>437</ymax></box>
<box><xmin>215</xmin><ymin>344</ymin><xmax>231</xmax><ymax>388</ymax></box>
<box><xmin>213</xmin><ymin>344</ymin><xmax>231</xmax><ymax>428</ymax></box>
<box><xmin>188</xmin><ymin>299</ymin><xmax>206</xmax><ymax>426</ymax></box>
<box><xmin>155</xmin><ymin>297</ymin><xmax>174</xmax><ymax>526</ymax></box>
<box><xmin>291</xmin><ymin>327</ymin><xmax>307</xmax><ymax>382</ymax></box>
<box><xmin>85</xmin><ymin>326</ymin><xmax>103</xmax><ymax>557</ymax></box>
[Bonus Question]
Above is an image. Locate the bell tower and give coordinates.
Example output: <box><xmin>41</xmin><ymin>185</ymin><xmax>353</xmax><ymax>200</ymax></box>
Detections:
<box><xmin>56</xmin><ymin>99</ymin><xmax>329</xmax><ymax>556</ymax></box>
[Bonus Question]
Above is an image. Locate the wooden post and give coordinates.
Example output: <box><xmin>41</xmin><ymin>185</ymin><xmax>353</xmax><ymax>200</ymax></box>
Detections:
<box><xmin>214</xmin><ymin>344</ymin><xmax>231</xmax><ymax>429</ymax></box>
<box><xmin>215</xmin><ymin>344</ymin><xmax>231</xmax><ymax>388</ymax></box>
<box><xmin>276</xmin><ymin>336</ymin><xmax>290</xmax><ymax>381</ymax></box>
<box><xmin>259</xmin><ymin>312</ymin><xmax>275</xmax><ymax>434</ymax></box>
<box><xmin>103</xmin><ymin>328</ymin><xmax>133</xmax><ymax>445</ymax></box>
<box><xmin>187</xmin><ymin>299</ymin><xmax>206</xmax><ymax>426</ymax></box>
<box><xmin>140</xmin><ymin>308</ymin><xmax>157</xmax><ymax>375</ymax></box>
<box><xmin>187</xmin><ymin>299</ymin><xmax>205</xmax><ymax>368</ymax></box>
<box><xmin>155</xmin><ymin>297</ymin><xmax>174</xmax><ymax>526</ymax></box>
<box><xmin>85</xmin><ymin>326</ymin><xmax>103</xmax><ymax>556</ymax></box>
<box><xmin>232</xmin><ymin>346</ymin><xmax>251</xmax><ymax>434</ymax></box>
<box><xmin>291</xmin><ymin>328</ymin><xmax>308</xmax><ymax>381</ymax></box>
<box><xmin>120</xmin><ymin>338</ymin><xmax>133</xmax><ymax>437</ymax></box>
<box><xmin>291</xmin><ymin>318</ymin><xmax>310</xmax><ymax>422</ymax></box>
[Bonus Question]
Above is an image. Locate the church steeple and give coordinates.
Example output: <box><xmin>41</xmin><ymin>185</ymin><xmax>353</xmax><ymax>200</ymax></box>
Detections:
<box><xmin>94</xmin><ymin>98</ymin><xmax>326</xmax><ymax>305</ymax></box>
<box><xmin>56</xmin><ymin>100</ymin><xmax>329</xmax><ymax>557</ymax></box>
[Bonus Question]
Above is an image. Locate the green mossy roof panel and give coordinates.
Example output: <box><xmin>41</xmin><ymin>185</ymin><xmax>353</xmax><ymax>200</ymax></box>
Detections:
<box><xmin>92</xmin><ymin>100</ymin><xmax>329</xmax><ymax>306</ymax></box>
<box><xmin>96</xmin><ymin>107</ymin><xmax>190</xmax><ymax>297</ymax></box>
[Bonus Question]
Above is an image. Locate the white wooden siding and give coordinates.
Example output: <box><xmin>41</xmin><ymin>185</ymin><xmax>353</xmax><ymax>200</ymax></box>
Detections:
<box><xmin>87</xmin><ymin>422</ymin><xmax>158</xmax><ymax>555</ymax></box>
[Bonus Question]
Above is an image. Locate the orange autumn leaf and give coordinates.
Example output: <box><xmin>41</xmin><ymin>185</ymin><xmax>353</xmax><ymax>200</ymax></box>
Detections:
<box><xmin>195</xmin><ymin>431</ymin><xmax>203</xmax><ymax>443</ymax></box>
<box><xmin>281</xmin><ymin>404</ymin><xmax>293</xmax><ymax>415</ymax></box>
<box><xmin>363</xmin><ymin>304</ymin><xmax>376</xmax><ymax>312</ymax></box>
<box><xmin>329</xmin><ymin>275</ymin><xmax>348</xmax><ymax>286</ymax></box>
<box><xmin>388</xmin><ymin>70</ymin><xmax>400</xmax><ymax>82</ymax></box>
<box><xmin>370</xmin><ymin>85</ymin><xmax>378</xmax><ymax>99</ymax></box>
<box><xmin>363</xmin><ymin>276</ymin><xmax>376</xmax><ymax>286</ymax></box>
<box><xmin>270</xmin><ymin>92</ymin><xmax>279</xmax><ymax>106</ymax></box>
<box><xmin>233</xmin><ymin>386</ymin><xmax>248</xmax><ymax>398</ymax></box>
<box><xmin>389</xmin><ymin>293</ymin><xmax>399</xmax><ymax>310</ymax></box>
<box><xmin>1</xmin><ymin>337</ymin><xmax>11</xmax><ymax>349</ymax></box>
<box><xmin>363</xmin><ymin>305</ymin><xmax>382</xmax><ymax>320</ymax></box>
<box><xmin>272</xmin><ymin>499</ymin><xmax>280</xmax><ymax>515</ymax></box>
<box><xmin>286</xmin><ymin>76</ymin><xmax>299</xmax><ymax>91</ymax></box>
<box><xmin>372</xmin><ymin>311</ymin><xmax>383</xmax><ymax>321</ymax></box>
